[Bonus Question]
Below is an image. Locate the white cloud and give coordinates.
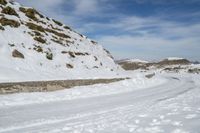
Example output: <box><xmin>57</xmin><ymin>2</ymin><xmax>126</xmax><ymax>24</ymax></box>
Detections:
<box><xmin>77</xmin><ymin>14</ymin><xmax>200</xmax><ymax>39</ymax></box>
<box><xmin>86</xmin><ymin>16</ymin><xmax>200</xmax><ymax>60</ymax></box>
<box><xmin>16</xmin><ymin>0</ymin><xmax>64</xmax><ymax>13</ymax></box>
<box><xmin>73</xmin><ymin>0</ymin><xmax>99</xmax><ymax>15</ymax></box>
<box><xmin>133</xmin><ymin>0</ymin><xmax>200</xmax><ymax>5</ymax></box>
<box><xmin>98</xmin><ymin>34</ymin><xmax>200</xmax><ymax>60</ymax></box>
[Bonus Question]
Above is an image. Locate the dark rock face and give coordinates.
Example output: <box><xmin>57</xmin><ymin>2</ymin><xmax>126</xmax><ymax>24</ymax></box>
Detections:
<box><xmin>145</xmin><ymin>73</ymin><xmax>155</xmax><ymax>79</ymax></box>
<box><xmin>0</xmin><ymin>0</ymin><xmax>7</xmax><ymax>5</ymax></box>
<box><xmin>188</xmin><ymin>68</ymin><xmax>200</xmax><ymax>74</ymax></box>
<box><xmin>66</xmin><ymin>63</ymin><xmax>74</xmax><ymax>69</ymax></box>
<box><xmin>19</xmin><ymin>7</ymin><xmax>44</xmax><ymax>21</ymax></box>
<box><xmin>0</xmin><ymin>18</ymin><xmax>20</xmax><ymax>28</ymax></box>
<box><xmin>0</xmin><ymin>25</ymin><xmax>4</xmax><ymax>30</ymax></box>
<box><xmin>34</xmin><ymin>37</ymin><xmax>46</xmax><ymax>44</ymax></box>
<box><xmin>1</xmin><ymin>6</ymin><xmax>19</xmax><ymax>17</ymax></box>
<box><xmin>46</xmin><ymin>52</ymin><xmax>53</xmax><ymax>60</ymax></box>
<box><xmin>12</xmin><ymin>49</ymin><xmax>24</xmax><ymax>59</ymax></box>
<box><xmin>104</xmin><ymin>49</ymin><xmax>114</xmax><ymax>59</ymax></box>
<box><xmin>162</xmin><ymin>66</ymin><xmax>183</xmax><ymax>73</ymax></box>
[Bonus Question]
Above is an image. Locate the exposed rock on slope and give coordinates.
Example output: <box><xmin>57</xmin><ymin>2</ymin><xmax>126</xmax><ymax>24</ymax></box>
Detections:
<box><xmin>0</xmin><ymin>0</ymin><xmax>121</xmax><ymax>82</ymax></box>
<box><xmin>12</xmin><ymin>49</ymin><xmax>24</xmax><ymax>59</ymax></box>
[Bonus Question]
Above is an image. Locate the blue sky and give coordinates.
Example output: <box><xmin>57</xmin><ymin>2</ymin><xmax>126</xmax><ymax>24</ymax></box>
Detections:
<box><xmin>16</xmin><ymin>0</ymin><xmax>200</xmax><ymax>61</ymax></box>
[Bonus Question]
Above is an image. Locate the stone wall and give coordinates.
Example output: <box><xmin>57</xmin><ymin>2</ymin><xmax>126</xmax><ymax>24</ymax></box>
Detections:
<box><xmin>0</xmin><ymin>78</ymin><xmax>126</xmax><ymax>94</ymax></box>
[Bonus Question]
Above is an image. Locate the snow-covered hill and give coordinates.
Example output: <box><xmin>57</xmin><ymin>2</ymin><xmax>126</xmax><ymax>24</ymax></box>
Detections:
<box><xmin>0</xmin><ymin>0</ymin><xmax>121</xmax><ymax>82</ymax></box>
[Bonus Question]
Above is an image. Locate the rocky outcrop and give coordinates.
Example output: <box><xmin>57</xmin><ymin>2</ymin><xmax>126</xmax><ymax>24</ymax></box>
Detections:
<box><xmin>12</xmin><ymin>49</ymin><xmax>24</xmax><ymax>59</ymax></box>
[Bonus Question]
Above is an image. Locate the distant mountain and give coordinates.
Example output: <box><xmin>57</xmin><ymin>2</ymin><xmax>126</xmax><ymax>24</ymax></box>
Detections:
<box><xmin>116</xmin><ymin>58</ymin><xmax>148</xmax><ymax>70</ymax></box>
<box><xmin>117</xmin><ymin>57</ymin><xmax>192</xmax><ymax>71</ymax></box>
<box><xmin>0</xmin><ymin>0</ymin><xmax>120</xmax><ymax>82</ymax></box>
<box><xmin>157</xmin><ymin>57</ymin><xmax>191</xmax><ymax>66</ymax></box>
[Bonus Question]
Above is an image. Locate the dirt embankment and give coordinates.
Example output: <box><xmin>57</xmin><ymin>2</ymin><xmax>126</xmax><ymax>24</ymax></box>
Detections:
<box><xmin>0</xmin><ymin>78</ymin><xmax>126</xmax><ymax>94</ymax></box>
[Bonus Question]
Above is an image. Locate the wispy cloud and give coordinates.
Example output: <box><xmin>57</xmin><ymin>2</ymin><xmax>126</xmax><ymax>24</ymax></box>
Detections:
<box><xmin>16</xmin><ymin>0</ymin><xmax>64</xmax><ymax>13</ymax></box>
<box><xmin>73</xmin><ymin>0</ymin><xmax>99</xmax><ymax>15</ymax></box>
<box><xmin>133</xmin><ymin>0</ymin><xmax>200</xmax><ymax>5</ymax></box>
<box><xmin>98</xmin><ymin>34</ymin><xmax>200</xmax><ymax>60</ymax></box>
<box><xmin>79</xmin><ymin>15</ymin><xmax>200</xmax><ymax>60</ymax></box>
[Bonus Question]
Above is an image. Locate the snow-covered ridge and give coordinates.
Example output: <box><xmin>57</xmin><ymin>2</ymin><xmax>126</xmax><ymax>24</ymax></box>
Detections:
<box><xmin>117</xmin><ymin>59</ymin><xmax>148</xmax><ymax>64</ymax></box>
<box><xmin>166</xmin><ymin>57</ymin><xmax>185</xmax><ymax>61</ymax></box>
<box><xmin>126</xmin><ymin>59</ymin><xmax>148</xmax><ymax>63</ymax></box>
<box><xmin>0</xmin><ymin>0</ymin><xmax>122</xmax><ymax>82</ymax></box>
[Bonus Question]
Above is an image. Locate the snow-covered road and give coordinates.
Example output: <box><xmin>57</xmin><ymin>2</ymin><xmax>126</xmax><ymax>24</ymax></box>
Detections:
<box><xmin>0</xmin><ymin>74</ymin><xmax>200</xmax><ymax>133</ymax></box>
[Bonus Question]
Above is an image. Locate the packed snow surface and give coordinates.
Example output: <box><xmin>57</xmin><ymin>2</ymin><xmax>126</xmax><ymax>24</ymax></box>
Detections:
<box><xmin>0</xmin><ymin>72</ymin><xmax>200</xmax><ymax>133</ymax></box>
